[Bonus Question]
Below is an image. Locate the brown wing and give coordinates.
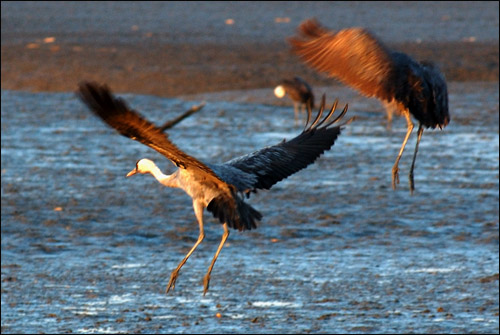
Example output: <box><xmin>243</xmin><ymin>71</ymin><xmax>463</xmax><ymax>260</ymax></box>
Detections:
<box><xmin>77</xmin><ymin>81</ymin><xmax>222</xmax><ymax>181</ymax></box>
<box><xmin>77</xmin><ymin>81</ymin><xmax>260</xmax><ymax>231</ymax></box>
<box><xmin>289</xmin><ymin>18</ymin><xmax>396</xmax><ymax>102</ymax></box>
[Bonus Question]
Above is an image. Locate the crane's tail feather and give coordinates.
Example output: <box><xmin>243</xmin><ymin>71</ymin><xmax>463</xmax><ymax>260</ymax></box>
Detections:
<box><xmin>207</xmin><ymin>192</ymin><xmax>262</xmax><ymax>232</ymax></box>
<box><xmin>235</xmin><ymin>197</ymin><xmax>262</xmax><ymax>231</ymax></box>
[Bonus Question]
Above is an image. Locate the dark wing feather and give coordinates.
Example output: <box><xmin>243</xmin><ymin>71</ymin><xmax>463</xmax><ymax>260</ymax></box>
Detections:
<box><xmin>419</xmin><ymin>62</ymin><xmax>450</xmax><ymax>128</ymax></box>
<box><xmin>77</xmin><ymin>82</ymin><xmax>219</xmax><ymax>177</ymax></box>
<box><xmin>388</xmin><ymin>54</ymin><xmax>450</xmax><ymax>129</ymax></box>
<box><xmin>77</xmin><ymin>82</ymin><xmax>261</xmax><ymax>231</ymax></box>
<box><xmin>289</xmin><ymin>19</ymin><xmax>396</xmax><ymax>102</ymax></box>
<box><xmin>226</xmin><ymin>97</ymin><xmax>348</xmax><ymax>192</ymax></box>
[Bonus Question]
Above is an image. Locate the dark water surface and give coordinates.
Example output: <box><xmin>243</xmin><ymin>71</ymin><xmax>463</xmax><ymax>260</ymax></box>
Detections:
<box><xmin>1</xmin><ymin>83</ymin><xmax>498</xmax><ymax>333</ymax></box>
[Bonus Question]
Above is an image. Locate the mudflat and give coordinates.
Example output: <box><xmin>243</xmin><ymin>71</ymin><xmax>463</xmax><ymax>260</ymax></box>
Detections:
<box><xmin>1</xmin><ymin>2</ymin><xmax>498</xmax><ymax>96</ymax></box>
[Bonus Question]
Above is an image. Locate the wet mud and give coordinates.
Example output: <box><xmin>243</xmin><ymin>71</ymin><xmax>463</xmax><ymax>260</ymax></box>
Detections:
<box><xmin>1</xmin><ymin>82</ymin><xmax>498</xmax><ymax>333</ymax></box>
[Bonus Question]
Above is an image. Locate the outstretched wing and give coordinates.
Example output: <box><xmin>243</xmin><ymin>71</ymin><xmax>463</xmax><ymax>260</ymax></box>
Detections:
<box><xmin>225</xmin><ymin>96</ymin><xmax>349</xmax><ymax>192</ymax></box>
<box><xmin>77</xmin><ymin>82</ymin><xmax>261</xmax><ymax>231</ymax></box>
<box><xmin>77</xmin><ymin>82</ymin><xmax>218</xmax><ymax>176</ymax></box>
<box><xmin>289</xmin><ymin>18</ymin><xmax>397</xmax><ymax>102</ymax></box>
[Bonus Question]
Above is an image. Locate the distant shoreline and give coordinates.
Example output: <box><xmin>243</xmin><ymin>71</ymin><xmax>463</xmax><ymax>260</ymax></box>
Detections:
<box><xmin>1</xmin><ymin>39</ymin><xmax>498</xmax><ymax>97</ymax></box>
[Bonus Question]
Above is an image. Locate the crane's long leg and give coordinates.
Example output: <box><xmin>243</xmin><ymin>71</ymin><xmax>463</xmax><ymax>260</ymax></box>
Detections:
<box><xmin>203</xmin><ymin>223</ymin><xmax>229</xmax><ymax>295</ymax></box>
<box><xmin>392</xmin><ymin>110</ymin><xmax>414</xmax><ymax>190</ymax></box>
<box><xmin>382</xmin><ymin>101</ymin><xmax>394</xmax><ymax>131</ymax></box>
<box><xmin>166</xmin><ymin>201</ymin><xmax>205</xmax><ymax>293</ymax></box>
<box><xmin>385</xmin><ymin>106</ymin><xmax>393</xmax><ymax>131</ymax></box>
<box><xmin>408</xmin><ymin>124</ymin><xmax>424</xmax><ymax>195</ymax></box>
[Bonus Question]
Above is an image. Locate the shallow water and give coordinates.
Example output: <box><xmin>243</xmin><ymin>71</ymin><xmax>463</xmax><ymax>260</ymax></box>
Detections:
<box><xmin>1</xmin><ymin>83</ymin><xmax>499</xmax><ymax>333</ymax></box>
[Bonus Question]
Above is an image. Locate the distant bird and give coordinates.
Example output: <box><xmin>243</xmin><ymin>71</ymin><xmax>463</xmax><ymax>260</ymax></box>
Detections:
<box><xmin>77</xmin><ymin>82</ymin><xmax>350</xmax><ymax>295</ymax></box>
<box><xmin>274</xmin><ymin>76</ymin><xmax>315</xmax><ymax>124</ymax></box>
<box><xmin>289</xmin><ymin>18</ymin><xmax>450</xmax><ymax>194</ymax></box>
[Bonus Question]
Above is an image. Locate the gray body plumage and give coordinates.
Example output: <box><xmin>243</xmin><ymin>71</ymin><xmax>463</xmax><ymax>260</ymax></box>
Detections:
<box><xmin>206</xmin><ymin>163</ymin><xmax>257</xmax><ymax>195</ymax></box>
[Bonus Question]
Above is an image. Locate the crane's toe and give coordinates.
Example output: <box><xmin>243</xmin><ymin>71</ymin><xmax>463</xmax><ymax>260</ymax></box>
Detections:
<box><xmin>203</xmin><ymin>274</ymin><xmax>211</xmax><ymax>296</ymax></box>
<box><xmin>391</xmin><ymin>165</ymin><xmax>400</xmax><ymax>190</ymax></box>
<box><xmin>166</xmin><ymin>270</ymin><xmax>180</xmax><ymax>294</ymax></box>
<box><xmin>409</xmin><ymin>171</ymin><xmax>415</xmax><ymax>195</ymax></box>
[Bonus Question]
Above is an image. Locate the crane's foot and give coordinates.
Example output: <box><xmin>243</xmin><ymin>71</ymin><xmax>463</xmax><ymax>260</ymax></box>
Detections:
<box><xmin>166</xmin><ymin>270</ymin><xmax>180</xmax><ymax>294</ymax></box>
<box><xmin>409</xmin><ymin>171</ymin><xmax>415</xmax><ymax>195</ymax></box>
<box><xmin>391</xmin><ymin>166</ymin><xmax>400</xmax><ymax>190</ymax></box>
<box><xmin>202</xmin><ymin>273</ymin><xmax>211</xmax><ymax>296</ymax></box>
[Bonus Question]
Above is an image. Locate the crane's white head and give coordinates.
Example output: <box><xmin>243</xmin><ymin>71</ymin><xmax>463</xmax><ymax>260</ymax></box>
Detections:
<box><xmin>126</xmin><ymin>158</ymin><xmax>157</xmax><ymax>177</ymax></box>
<box><xmin>274</xmin><ymin>85</ymin><xmax>286</xmax><ymax>98</ymax></box>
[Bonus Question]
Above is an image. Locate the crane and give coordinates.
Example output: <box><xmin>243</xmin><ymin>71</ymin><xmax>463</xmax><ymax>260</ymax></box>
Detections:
<box><xmin>274</xmin><ymin>76</ymin><xmax>315</xmax><ymax>124</ymax></box>
<box><xmin>288</xmin><ymin>18</ymin><xmax>450</xmax><ymax>194</ymax></box>
<box><xmin>77</xmin><ymin>82</ymin><xmax>351</xmax><ymax>295</ymax></box>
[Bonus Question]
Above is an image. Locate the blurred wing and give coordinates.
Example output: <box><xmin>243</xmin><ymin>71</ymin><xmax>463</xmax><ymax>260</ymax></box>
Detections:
<box><xmin>77</xmin><ymin>82</ymin><xmax>220</xmax><ymax>179</ymax></box>
<box><xmin>226</xmin><ymin>97</ymin><xmax>349</xmax><ymax>191</ymax></box>
<box><xmin>289</xmin><ymin>18</ymin><xmax>396</xmax><ymax>102</ymax></box>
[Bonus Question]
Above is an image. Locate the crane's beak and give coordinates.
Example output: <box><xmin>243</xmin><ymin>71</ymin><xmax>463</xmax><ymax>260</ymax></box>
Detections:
<box><xmin>126</xmin><ymin>168</ymin><xmax>138</xmax><ymax>177</ymax></box>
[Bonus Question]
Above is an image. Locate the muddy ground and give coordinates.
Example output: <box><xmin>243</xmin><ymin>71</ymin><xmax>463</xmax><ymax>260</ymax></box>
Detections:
<box><xmin>1</xmin><ymin>2</ymin><xmax>499</xmax><ymax>334</ymax></box>
<box><xmin>1</xmin><ymin>2</ymin><xmax>499</xmax><ymax>97</ymax></box>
